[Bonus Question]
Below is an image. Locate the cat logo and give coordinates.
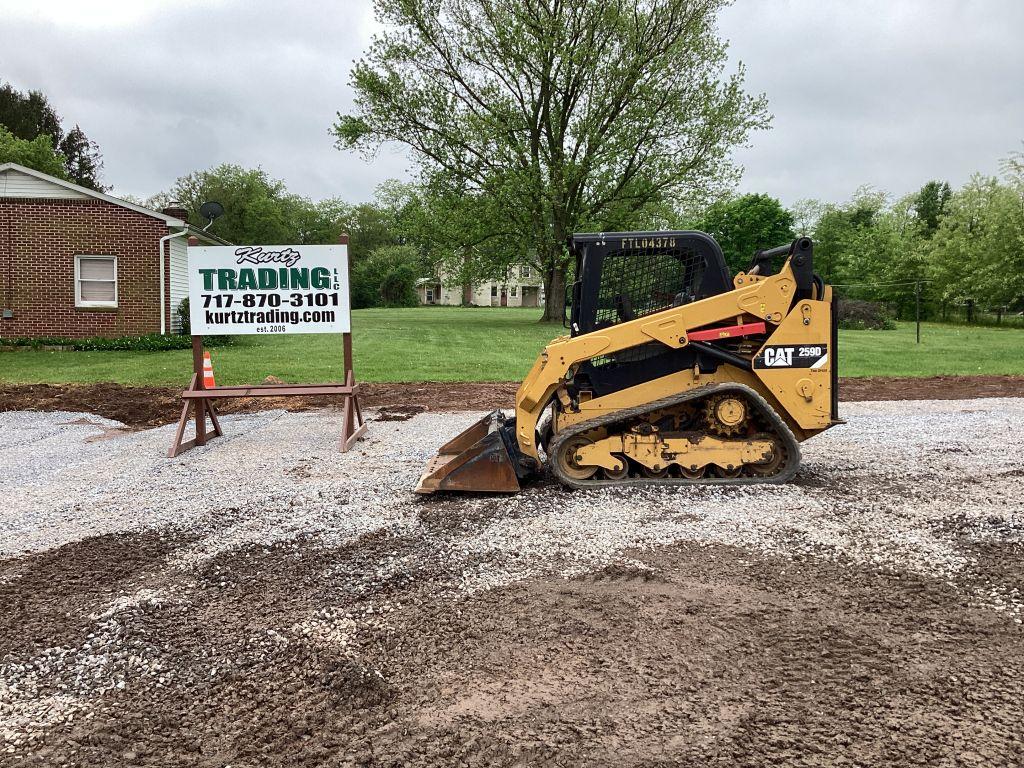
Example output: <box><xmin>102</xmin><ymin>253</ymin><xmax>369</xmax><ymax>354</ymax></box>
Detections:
<box><xmin>762</xmin><ymin>347</ymin><xmax>793</xmax><ymax>367</ymax></box>
<box><xmin>754</xmin><ymin>344</ymin><xmax>828</xmax><ymax>370</ymax></box>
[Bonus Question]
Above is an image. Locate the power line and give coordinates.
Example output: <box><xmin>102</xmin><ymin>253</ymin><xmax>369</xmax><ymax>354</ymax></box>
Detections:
<box><xmin>831</xmin><ymin>279</ymin><xmax>932</xmax><ymax>288</ymax></box>
<box><xmin>829</xmin><ymin>278</ymin><xmax>931</xmax><ymax>344</ymax></box>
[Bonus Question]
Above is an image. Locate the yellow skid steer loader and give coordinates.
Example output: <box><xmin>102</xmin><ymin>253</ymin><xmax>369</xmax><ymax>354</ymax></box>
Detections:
<box><xmin>417</xmin><ymin>232</ymin><xmax>839</xmax><ymax>493</ymax></box>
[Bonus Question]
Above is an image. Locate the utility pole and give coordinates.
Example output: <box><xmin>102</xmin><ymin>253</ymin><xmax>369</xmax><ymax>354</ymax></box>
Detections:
<box><xmin>915</xmin><ymin>281</ymin><xmax>921</xmax><ymax>344</ymax></box>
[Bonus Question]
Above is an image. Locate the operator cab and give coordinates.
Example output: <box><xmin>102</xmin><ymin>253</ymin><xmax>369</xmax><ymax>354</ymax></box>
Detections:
<box><xmin>567</xmin><ymin>231</ymin><xmax>731</xmax><ymax>336</ymax></box>
<box><xmin>564</xmin><ymin>231</ymin><xmax>733</xmax><ymax>398</ymax></box>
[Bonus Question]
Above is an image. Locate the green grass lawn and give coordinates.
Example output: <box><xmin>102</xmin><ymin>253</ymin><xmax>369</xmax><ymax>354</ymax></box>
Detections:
<box><xmin>1</xmin><ymin>307</ymin><xmax>1022</xmax><ymax>386</ymax></box>
<box><xmin>839</xmin><ymin>322</ymin><xmax>1024</xmax><ymax>377</ymax></box>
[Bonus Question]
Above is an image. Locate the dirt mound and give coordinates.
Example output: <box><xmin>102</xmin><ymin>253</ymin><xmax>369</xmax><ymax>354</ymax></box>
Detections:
<box><xmin>6</xmin><ymin>534</ymin><xmax>1022</xmax><ymax>766</ymax></box>
<box><xmin>0</xmin><ymin>381</ymin><xmax>519</xmax><ymax>428</ymax></box>
<box><xmin>840</xmin><ymin>374</ymin><xmax>1024</xmax><ymax>401</ymax></box>
<box><xmin>0</xmin><ymin>383</ymin><xmax>183</xmax><ymax>427</ymax></box>
<box><xmin>0</xmin><ymin>376</ymin><xmax>1021</xmax><ymax>429</ymax></box>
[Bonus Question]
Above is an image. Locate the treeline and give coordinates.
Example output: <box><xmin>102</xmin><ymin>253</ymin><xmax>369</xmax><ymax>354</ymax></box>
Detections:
<box><xmin>149</xmin><ymin>165</ymin><xmax>427</xmax><ymax>310</ymax></box>
<box><xmin>0</xmin><ymin>80</ymin><xmax>105</xmax><ymax>190</ymax></box>
<box><xmin>795</xmin><ymin>156</ymin><xmax>1024</xmax><ymax>320</ymax></box>
<box><xmin>692</xmin><ymin>153</ymin><xmax>1024</xmax><ymax>322</ymax></box>
<box><xmin>153</xmin><ymin>153</ymin><xmax>1024</xmax><ymax>318</ymax></box>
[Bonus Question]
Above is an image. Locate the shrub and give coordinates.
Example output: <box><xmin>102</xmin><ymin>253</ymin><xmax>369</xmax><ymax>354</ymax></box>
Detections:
<box><xmin>0</xmin><ymin>334</ymin><xmax>233</xmax><ymax>351</ymax></box>
<box><xmin>837</xmin><ymin>298</ymin><xmax>896</xmax><ymax>330</ymax></box>
<box><xmin>352</xmin><ymin>245</ymin><xmax>421</xmax><ymax>308</ymax></box>
<box><xmin>176</xmin><ymin>297</ymin><xmax>191</xmax><ymax>335</ymax></box>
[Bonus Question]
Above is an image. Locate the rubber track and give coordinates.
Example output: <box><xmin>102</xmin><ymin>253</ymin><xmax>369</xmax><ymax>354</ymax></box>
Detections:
<box><xmin>548</xmin><ymin>383</ymin><xmax>802</xmax><ymax>490</ymax></box>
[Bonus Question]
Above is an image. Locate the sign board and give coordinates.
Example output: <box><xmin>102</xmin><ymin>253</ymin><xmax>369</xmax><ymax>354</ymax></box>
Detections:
<box><xmin>188</xmin><ymin>245</ymin><xmax>350</xmax><ymax>335</ymax></box>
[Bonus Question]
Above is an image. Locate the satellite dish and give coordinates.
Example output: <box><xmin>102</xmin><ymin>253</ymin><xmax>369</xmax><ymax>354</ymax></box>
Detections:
<box><xmin>199</xmin><ymin>201</ymin><xmax>224</xmax><ymax>224</ymax></box>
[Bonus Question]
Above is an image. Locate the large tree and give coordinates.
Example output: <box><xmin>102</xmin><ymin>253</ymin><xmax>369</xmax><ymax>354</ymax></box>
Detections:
<box><xmin>811</xmin><ymin>187</ymin><xmax>887</xmax><ymax>284</ymax></box>
<box><xmin>913</xmin><ymin>180</ymin><xmax>952</xmax><ymax>237</ymax></box>
<box><xmin>807</xmin><ymin>187</ymin><xmax>933</xmax><ymax>318</ymax></box>
<box><xmin>335</xmin><ymin>0</ymin><xmax>769</xmax><ymax>321</ymax></box>
<box><xmin>927</xmin><ymin>173</ymin><xmax>1024</xmax><ymax>311</ymax></box>
<box><xmin>0</xmin><ymin>126</ymin><xmax>68</xmax><ymax>178</ymax></box>
<box><xmin>693</xmin><ymin>192</ymin><xmax>794</xmax><ymax>274</ymax></box>
<box><xmin>352</xmin><ymin>244</ymin><xmax>423</xmax><ymax>308</ymax></box>
<box><xmin>165</xmin><ymin>165</ymin><xmax>406</xmax><ymax>259</ymax></box>
<box><xmin>0</xmin><ymin>81</ymin><xmax>106</xmax><ymax>190</ymax></box>
<box><xmin>170</xmin><ymin>164</ymin><xmax>307</xmax><ymax>244</ymax></box>
<box><xmin>380</xmin><ymin>179</ymin><xmax>522</xmax><ymax>292</ymax></box>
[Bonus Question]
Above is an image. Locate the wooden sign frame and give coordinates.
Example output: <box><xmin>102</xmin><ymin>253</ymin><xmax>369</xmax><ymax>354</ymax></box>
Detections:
<box><xmin>168</xmin><ymin>235</ymin><xmax>367</xmax><ymax>458</ymax></box>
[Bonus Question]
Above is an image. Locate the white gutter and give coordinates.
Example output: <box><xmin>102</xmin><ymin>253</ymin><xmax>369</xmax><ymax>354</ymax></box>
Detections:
<box><xmin>158</xmin><ymin>227</ymin><xmax>189</xmax><ymax>335</ymax></box>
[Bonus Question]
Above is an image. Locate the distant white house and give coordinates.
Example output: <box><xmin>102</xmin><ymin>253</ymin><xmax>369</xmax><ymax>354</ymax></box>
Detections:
<box><xmin>416</xmin><ymin>263</ymin><xmax>545</xmax><ymax>307</ymax></box>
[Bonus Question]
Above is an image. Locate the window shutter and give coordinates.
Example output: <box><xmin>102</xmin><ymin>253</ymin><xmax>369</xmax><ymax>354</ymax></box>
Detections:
<box><xmin>81</xmin><ymin>281</ymin><xmax>116</xmax><ymax>301</ymax></box>
<box><xmin>80</xmin><ymin>258</ymin><xmax>115</xmax><ymax>280</ymax></box>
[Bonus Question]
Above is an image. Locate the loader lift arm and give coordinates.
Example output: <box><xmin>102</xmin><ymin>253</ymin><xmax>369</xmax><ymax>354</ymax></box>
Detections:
<box><xmin>513</xmin><ymin>259</ymin><xmax>804</xmax><ymax>463</ymax></box>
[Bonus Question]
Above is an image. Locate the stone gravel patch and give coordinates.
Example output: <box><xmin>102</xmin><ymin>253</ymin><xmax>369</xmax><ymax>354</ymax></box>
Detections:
<box><xmin>4</xmin><ymin>399</ymin><xmax>1020</xmax><ymax>584</ymax></box>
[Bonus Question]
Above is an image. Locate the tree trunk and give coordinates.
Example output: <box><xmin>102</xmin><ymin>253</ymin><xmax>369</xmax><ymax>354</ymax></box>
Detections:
<box><xmin>541</xmin><ymin>265</ymin><xmax>567</xmax><ymax>323</ymax></box>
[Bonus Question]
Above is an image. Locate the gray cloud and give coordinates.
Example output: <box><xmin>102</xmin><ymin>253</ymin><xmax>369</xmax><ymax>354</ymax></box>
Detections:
<box><xmin>1</xmin><ymin>0</ymin><xmax>407</xmax><ymax>202</ymax></box>
<box><xmin>2</xmin><ymin>0</ymin><xmax>1022</xmax><ymax>207</ymax></box>
<box><xmin>721</xmin><ymin>0</ymin><xmax>1024</xmax><ymax>205</ymax></box>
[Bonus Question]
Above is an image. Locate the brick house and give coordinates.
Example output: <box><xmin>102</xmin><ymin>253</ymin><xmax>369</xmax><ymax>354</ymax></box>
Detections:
<box><xmin>0</xmin><ymin>162</ymin><xmax>227</xmax><ymax>338</ymax></box>
<box><xmin>416</xmin><ymin>263</ymin><xmax>546</xmax><ymax>307</ymax></box>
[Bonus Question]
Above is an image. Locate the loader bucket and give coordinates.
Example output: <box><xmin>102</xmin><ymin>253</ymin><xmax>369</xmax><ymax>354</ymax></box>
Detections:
<box><xmin>415</xmin><ymin>411</ymin><xmax>522</xmax><ymax>494</ymax></box>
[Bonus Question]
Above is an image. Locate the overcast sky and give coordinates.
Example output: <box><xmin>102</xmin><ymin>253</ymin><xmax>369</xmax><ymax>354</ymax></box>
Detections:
<box><xmin>1</xmin><ymin>0</ymin><xmax>1022</xmax><ymax>208</ymax></box>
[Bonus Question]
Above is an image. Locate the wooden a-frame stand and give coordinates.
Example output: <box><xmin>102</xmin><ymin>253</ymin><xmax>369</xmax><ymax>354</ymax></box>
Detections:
<box><xmin>168</xmin><ymin>236</ymin><xmax>367</xmax><ymax>458</ymax></box>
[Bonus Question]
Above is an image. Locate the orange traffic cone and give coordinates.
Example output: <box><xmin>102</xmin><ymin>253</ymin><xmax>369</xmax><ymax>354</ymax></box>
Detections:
<box><xmin>202</xmin><ymin>351</ymin><xmax>216</xmax><ymax>389</ymax></box>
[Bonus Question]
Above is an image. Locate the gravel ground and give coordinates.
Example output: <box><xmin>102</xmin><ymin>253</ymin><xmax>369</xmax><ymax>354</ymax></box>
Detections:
<box><xmin>2</xmin><ymin>399</ymin><xmax>1023</xmax><ymax>765</ymax></box>
<box><xmin>4</xmin><ymin>400</ymin><xmax>1021</xmax><ymax>581</ymax></box>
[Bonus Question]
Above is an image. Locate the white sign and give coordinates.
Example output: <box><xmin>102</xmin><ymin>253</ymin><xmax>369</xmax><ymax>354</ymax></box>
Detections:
<box><xmin>188</xmin><ymin>245</ymin><xmax>350</xmax><ymax>335</ymax></box>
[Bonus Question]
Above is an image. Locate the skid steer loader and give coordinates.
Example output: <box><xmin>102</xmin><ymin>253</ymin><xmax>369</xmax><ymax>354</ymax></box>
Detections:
<box><xmin>416</xmin><ymin>232</ymin><xmax>839</xmax><ymax>493</ymax></box>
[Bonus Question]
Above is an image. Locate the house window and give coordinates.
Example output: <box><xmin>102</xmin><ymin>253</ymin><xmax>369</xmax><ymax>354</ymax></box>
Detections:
<box><xmin>426</xmin><ymin>288</ymin><xmax>434</xmax><ymax>303</ymax></box>
<box><xmin>520</xmin><ymin>265</ymin><xmax>532</xmax><ymax>279</ymax></box>
<box><xmin>510</xmin><ymin>286</ymin><xmax>517</xmax><ymax>296</ymax></box>
<box><xmin>491</xmin><ymin>285</ymin><xmax>498</xmax><ymax>297</ymax></box>
<box><xmin>75</xmin><ymin>255</ymin><xmax>117</xmax><ymax>308</ymax></box>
